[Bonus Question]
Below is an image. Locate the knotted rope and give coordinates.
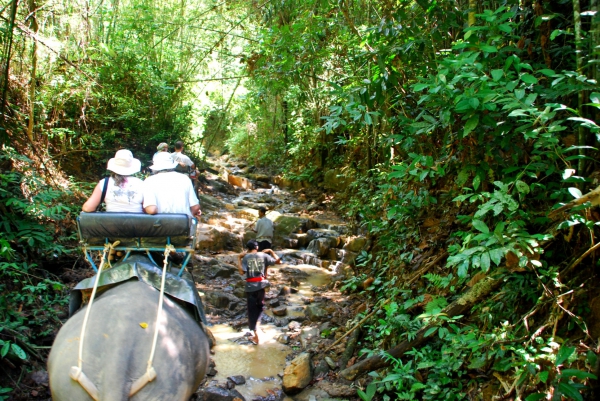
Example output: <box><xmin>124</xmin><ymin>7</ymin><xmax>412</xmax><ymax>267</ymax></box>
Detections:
<box><xmin>129</xmin><ymin>244</ymin><xmax>176</xmax><ymax>396</ymax></box>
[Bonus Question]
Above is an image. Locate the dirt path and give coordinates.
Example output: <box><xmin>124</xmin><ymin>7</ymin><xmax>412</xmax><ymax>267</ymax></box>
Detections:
<box><xmin>192</xmin><ymin>157</ymin><xmax>367</xmax><ymax>401</ymax></box>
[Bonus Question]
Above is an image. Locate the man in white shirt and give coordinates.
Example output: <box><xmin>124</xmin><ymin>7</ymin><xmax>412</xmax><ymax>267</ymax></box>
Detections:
<box><xmin>254</xmin><ymin>207</ymin><xmax>274</xmax><ymax>251</ymax></box>
<box><xmin>143</xmin><ymin>152</ymin><xmax>201</xmax><ymax>218</ymax></box>
<box><xmin>171</xmin><ymin>141</ymin><xmax>195</xmax><ymax>173</ymax></box>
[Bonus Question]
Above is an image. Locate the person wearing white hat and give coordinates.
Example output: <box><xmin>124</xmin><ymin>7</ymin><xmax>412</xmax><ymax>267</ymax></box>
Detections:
<box><xmin>82</xmin><ymin>149</ymin><xmax>144</xmax><ymax>213</ymax></box>
<box><xmin>142</xmin><ymin>151</ymin><xmax>201</xmax><ymax>218</ymax></box>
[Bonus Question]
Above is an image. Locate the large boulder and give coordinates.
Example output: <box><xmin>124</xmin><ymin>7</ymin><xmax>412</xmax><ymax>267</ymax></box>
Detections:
<box><xmin>273</xmin><ymin>215</ymin><xmax>309</xmax><ymax>244</ymax></box>
<box><xmin>204</xmin><ymin>291</ymin><xmax>242</xmax><ymax>310</ymax></box>
<box><xmin>283</xmin><ymin>353</ymin><xmax>313</xmax><ymax>395</ymax></box>
<box><xmin>226</xmin><ymin>172</ymin><xmax>253</xmax><ymax>189</ymax></box>
<box><xmin>343</xmin><ymin>236</ymin><xmax>369</xmax><ymax>252</ymax></box>
<box><xmin>288</xmin><ymin>233</ymin><xmax>311</xmax><ymax>248</ymax></box>
<box><xmin>198</xmin><ymin>194</ymin><xmax>225</xmax><ymax>211</ymax></box>
<box><xmin>196</xmin><ymin>225</ymin><xmax>242</xmax><ymax>252</ymax></box>
<box><xmin>323</xmin><ymin>169</ymin><xmax>353</xmax><ymax>191</ymax></box>
<box><xmin>307</xmin><ymin>238</ymin><xmax>336</xmax><ymax>258</ymax></box>
<box><xmin>305</xmin><ymin>304</ymin><xmax>327</xmax><ymax>322</ymax></box>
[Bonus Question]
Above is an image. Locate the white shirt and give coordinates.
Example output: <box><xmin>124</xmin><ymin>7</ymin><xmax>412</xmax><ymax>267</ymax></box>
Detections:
<box><xmin>142</xmin><ymin>171</ymin><xmax>199</xmax><ymax>216</ymax></box>
<box><xmin>171</xmin><ymin>152</ymin><xmax>194</xmax><ymax>167</ymax></box>
<box><xmin>255</xmin><ymin>217</ymin><xmax>274</xmax><ymax>241</ymax></box>
<box><xmin>101</xmin><ymin>177</ymin><xmax>144</xmax><ymax>213</ymax></box>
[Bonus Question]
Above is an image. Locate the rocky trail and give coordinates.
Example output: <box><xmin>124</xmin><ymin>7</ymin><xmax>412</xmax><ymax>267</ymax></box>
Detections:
<box><xmin>192</xmin><ymin>156</ymin><xmax>371</xmax><ymax>401</ymax></box>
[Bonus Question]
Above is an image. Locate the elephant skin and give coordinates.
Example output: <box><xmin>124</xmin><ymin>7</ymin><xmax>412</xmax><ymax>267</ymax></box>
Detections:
<box><xmin>48</xmin><ymin>279</ymin><xmax>209</xmax><ymax>401</ymax></box>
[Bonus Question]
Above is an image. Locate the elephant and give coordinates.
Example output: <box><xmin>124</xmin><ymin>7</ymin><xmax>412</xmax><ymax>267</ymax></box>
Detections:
<box><xmin>47</xmin><ymin>278</ymin><xmax>210</xmax><ymax>401</ymax></box>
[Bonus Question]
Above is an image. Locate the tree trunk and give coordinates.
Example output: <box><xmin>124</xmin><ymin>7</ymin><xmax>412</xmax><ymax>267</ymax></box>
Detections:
<box><xmin>27</xmin><ymin>0</ymin><xmax>39</xmax><ymax>142</ymax></box>
<box><xmin>468</xmin><ymin>0</ymin><xmax>477</xmax><ymax>26</ymax></box>
<box><xmin>0</xmin><ymin>0</ymin><xmax>19</xmax><ymax>129</ymax></box>
<box><xmin>339</xmin><ymin>276</ymin><xmax>503</xmax><ymax>381</ymax></box>
<box><xmin>573</xmin><ymin>0</ymin><xmax>586</xmax><ymax>175</ymax></box>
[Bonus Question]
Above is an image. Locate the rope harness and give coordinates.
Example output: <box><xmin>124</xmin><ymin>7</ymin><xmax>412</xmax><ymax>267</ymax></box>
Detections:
<box><xmin>70</xmin><ymin>242</ymin><xmax>175</xmax><ymax>400</ymax></box>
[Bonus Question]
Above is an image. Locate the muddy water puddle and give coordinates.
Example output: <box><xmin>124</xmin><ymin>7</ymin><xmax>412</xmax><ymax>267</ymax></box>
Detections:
<box><xmin>209</xmin><ymin>263</ymin><xmax>334</xmax><ymax>399</ymax></box>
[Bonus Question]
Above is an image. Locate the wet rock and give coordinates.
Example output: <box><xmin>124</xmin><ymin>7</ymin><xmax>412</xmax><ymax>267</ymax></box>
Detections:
<box><xmin>278</xmin><ymin>286</ymin><xmax>299</xmax><ymax>295</ymax></box>
<box><xmin>313</xmin><ymin>359</ymin><xmax>330</xmax><ymax>376</ymax></box>
<box><xmin>305</xmin><ymin>305</ymin><xmax>327</xmax><ymax>322</ymax></box>
<box><xmin>272</xmin><ymin>306</ymin><xmax>288</xmax><ymax>316</ymax></box>
<box><xmin>325</xmin><ymin>357</ymin><xmax>337</xmax><ymax>370</ymax></box>
<box><xmin>289</xmin><ymin>233</ymin><xmax>311</xmax><ymax>248</ymax></box>
<box><xmin>283</xmin><ymin>238</ymin><xmax>299</xmax><ymax>248</ymax></box>
<box><xmin>306</xmin><ymin>228</ymin><xmax>340</xmax><ymax>243</ymax></box>
<box><xmin>233</xmin><ymin>286</ymin><xmax>246</xmax><ymax>299</ymax></box>
<box><xmin>224</xmin><ymin>203</ymin><xmax>235</xmax><ymax>210</ymax></box>
<box><xmin>204</xmin><ymin>291</ymin><xmax>242</xmax><ymax>310</ymax></box>
<box><xmin>269</xmin><ymin>299</ymin><xmax>280</xmax><ymax>308</ymax></box>
<box><xmin>288</xmin><ymin>321</ymin><xmax>302</xmax><ymax>331</ymax></box>
<box><xmin>274</xmin><ymin>317</ymin><xmax>290</xmax><ymax>327</ymax></box>
<box><xmin>273</xmin><ymin>215</ymin><xmax>308</xmax><ymax>243</ymax></box>
<box><xmin>336</xmin><ymin>249</ymin><xmax>358</xmax><ymax>266</ymax></box>
<box><xmin>228</xmin><ymin>375</ymin><xmax>246</xmax><ymax>385</ymax></box>
<box><xmin>282</xmin><ymin>353</ymin><xmax>313</xmax><ymax>395</ymax></box>
<box><xmin>300</xmin><ymin>327</ymin><xmax>320</xmax><ymax>348</ymax></box>
<box><xmin>306</xmin><ymin>238</ymin><xmax>336</xmax><ymax>258</ymax></box>
<box><xmin>315</xmin><ymin>380</ymin><xmax>357</xmax><ymax>398</ymax></box>
<box><xmin>196</xmin><ymin>386</ymin><xmax>246</xmax><ymax>401</ymax></box>
<box><xmin>277</xmin><ymin>334</ymin><xmax>291</xmax><ymax>344</ymax></box>
<box><xmin>198</xmin><ymin>194</ymin><xmax>226</xmax><ymax>211</ymax></box>
<box><xmin>206</xmin><ymin>367</ymin><xmax>218</xmax><ymax>377</ymax></box>
<box><xmin>252</xmin><ymin>388</ymin><xmax>285</xmax><ymax>401</ymax></box>
<box><xmin>343</xmin><ymin>236</ymin><xmax>369</xmax><ymax>252</ymax></box>
<box><xmin>208</xmin><ymin>263</ymin><xmax>239</xmax><ymax>279</ymax></box>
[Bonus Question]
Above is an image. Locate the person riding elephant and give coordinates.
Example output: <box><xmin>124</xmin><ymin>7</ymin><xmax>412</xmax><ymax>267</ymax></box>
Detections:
<box><xmin>82</xmin><ymin>149</ymin><xmax>143</xmax><ymax>213</ymax></box>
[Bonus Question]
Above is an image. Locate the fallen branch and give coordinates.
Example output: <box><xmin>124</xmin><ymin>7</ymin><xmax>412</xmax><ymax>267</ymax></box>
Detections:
<box><xmin>339</xmin><ymin>276</ymin><xmax>503</xmax><ymax>381</ymax></box>
<box><xmin>548</xmin><ymin>185</ymin><xmax>600</xmax><ymax>220</ymax></box>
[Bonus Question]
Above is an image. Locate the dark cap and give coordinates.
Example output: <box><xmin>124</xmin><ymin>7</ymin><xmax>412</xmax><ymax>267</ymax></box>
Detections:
<box><xmin>258</xmin><ymin>206</ymin><xmax>267</xmax><ymax>214</ymax></box>
<box><xmin>246</xmin><ymin>239</ymin><xmax>259</xmax><ymax>250</ymax></box>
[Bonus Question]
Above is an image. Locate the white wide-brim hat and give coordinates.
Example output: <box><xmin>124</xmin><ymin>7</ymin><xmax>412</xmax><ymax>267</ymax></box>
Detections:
<box><xmin>107</xmin><ymin>149</ymin><xmax>141</xmax><ymax>175</ymax></box>
<box><xmin>150</xmin><ymin>151</ymin><xmax>178</xmax><ymax>171</ymax></box>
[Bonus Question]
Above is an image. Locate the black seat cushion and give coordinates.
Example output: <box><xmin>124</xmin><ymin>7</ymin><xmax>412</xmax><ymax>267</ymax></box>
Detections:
<box><xmin>79</xmin><ymin>212</ymin><xmax>191</xmax><ymax>240</ymax></box>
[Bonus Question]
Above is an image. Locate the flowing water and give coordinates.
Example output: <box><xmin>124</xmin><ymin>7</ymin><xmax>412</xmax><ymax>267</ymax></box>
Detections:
<box><xmin>208</xmin><ymin>263</ymin><xmax>336</xmax><ymax>400</ymax></box>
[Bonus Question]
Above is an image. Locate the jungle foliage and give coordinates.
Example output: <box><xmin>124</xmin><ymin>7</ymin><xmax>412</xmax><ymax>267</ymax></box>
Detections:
<box><xmin>225</xmin><ymin>0</ymin><xmax>600</xmax><ymax>400</ymax></box>
<box><xmin>2</xmin><ymin>0</ymin><xmax>600</xmax><ymax>400</ymax></box>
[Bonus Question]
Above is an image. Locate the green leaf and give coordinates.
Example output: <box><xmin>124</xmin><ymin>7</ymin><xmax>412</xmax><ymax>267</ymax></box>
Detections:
<box><xmin>556</xmin><ymin>345</ymin><xmax>576</xmax><ymax>366</ymax></box>
<box><xmin>0</xmin><ymin>342</ymin><xmax>8</xmax><ymax>358</ymax></box>
<box><xmin>464</xmin><ymin>115</ymin><xmax>479</xmax><ymax>136</ymax></box>
<box><xmin>491</xmin><ymin>69</ymin><xmax>504</xmax><ymax>81</ymax></box>
<box><xmin>424</xmin><ymin>327</ymin><xmax>438</xmax><ymax>337</ymax></box>
<box><xmin>557</xmin><ymin>382</ymin><xmax>583</xmax><ymax>401</ymax></box>
<box><xmin>515</xmin><ymin>180</ymin><xmax>530</xmax><ymax>194</ymax></box>
<box><xmin>521</xmin><ymin>74</ymin><xmax>538</xmax><ymax>84</ymax></box>
<box><xmin>525</xmin><ymin>394</ymin><xmax>546</xmax><ymax>401</ymax></box>
<box><xmin>590</xmin><ymin>92</ymin><xmax>600</xmax><ymax>104</ymax></box>
<box><xmin>10</xmin><ymin>343</ymin><xmax>26</xmax><ymax>360</ymax></box>
<box><xmin>468</xmin><ymin>98</ymin><xmax>480</xmax><ymax>109</ymax></box>
<box><xmin>560</xmin><ymin>369</ymin><xmax>597</xmax><ymax>380</ymax></box>
<box><xmin>410</xmin><ymin>382</ymin><xmax>427</xmax><ymax>392</ymax></box>
<box><xmin>472</xmin><ymin>219</ymin><xmax>490</xmax><ymax>233</ymax></box>
<box><xmin>480</xmin><ymin>45</ymin><xmax>498</xmax><ymax>53</ymax></box>
<box><xmin>413</xmin><ymin>83</ymin><xmax>429</xmax><ymax>91</ymax></box>
<box><xmin>481</xmin><ymin>252</ymin><xmax>491</xmax><ymax>271</ymax></box>
<box><xmin>568</xmin><ymin>187</ymin><xmax>583</xmax><ymax>199</ymax></box>
<box><xmin>539</xmin><ymin>370</ymin><xmax>549</xmax><ymax>383</ymax></box>
<box><xmin>489</xmin><ymin>248</ymin><xmax>504</xmax><ymax>265</ymax></box>
<box><xmin>473</xmin><ymin>174</ymin><xmax>481</xmax><ymax>190</ymax></box>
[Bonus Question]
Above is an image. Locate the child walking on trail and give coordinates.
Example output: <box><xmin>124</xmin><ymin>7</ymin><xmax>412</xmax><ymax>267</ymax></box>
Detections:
<box><xmin>238</xmin><ymin>240</ymin><xmax>282</xmax><ymax>344</ymax></box>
